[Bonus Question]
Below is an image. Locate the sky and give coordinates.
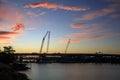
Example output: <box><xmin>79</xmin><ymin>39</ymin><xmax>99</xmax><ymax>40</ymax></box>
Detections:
<box><xmin>0</xmin><ymin>0</ymin><xmax>120</xmax><ymax>54</ymax></box>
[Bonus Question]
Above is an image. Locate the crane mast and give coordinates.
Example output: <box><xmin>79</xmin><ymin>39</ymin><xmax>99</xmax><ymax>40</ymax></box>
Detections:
<box><xmin>47</xmin><ymin>31</ymin><xmax>50</xmax><ymax>53</ymax></box>
<box><xmin>40</xmin><ymin>31</ymin><xmax>50</xmax><ymax>54</ymax></box>
<box><xmin>65</xmin><ymin>39</ymin><xmax>71</xmax><ymax>54</ymax></box>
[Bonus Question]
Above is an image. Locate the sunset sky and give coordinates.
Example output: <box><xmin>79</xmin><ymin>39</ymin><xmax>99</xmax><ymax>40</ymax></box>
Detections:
<box><xmin>0</xmin><ymin>0</ymin><xmax>120</xmax><ymax>54</ymax></box>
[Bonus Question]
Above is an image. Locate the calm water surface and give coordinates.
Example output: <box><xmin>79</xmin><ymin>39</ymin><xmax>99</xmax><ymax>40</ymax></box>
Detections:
<box><xmin>23</xmin><ymin>63</ymin><xmax>120</xmax><ymax>80</ymax></box>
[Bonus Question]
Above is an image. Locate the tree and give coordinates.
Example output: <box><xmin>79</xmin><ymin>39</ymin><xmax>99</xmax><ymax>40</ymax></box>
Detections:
<box><xmin>3</xmin><ymin>46</ymin><xmax>15</xmax><ymax>54</ymax></box>
<box><xmin>0</xmin><ymin>46</ymin><xmax>16</xmax><ymax>64</ymax></box>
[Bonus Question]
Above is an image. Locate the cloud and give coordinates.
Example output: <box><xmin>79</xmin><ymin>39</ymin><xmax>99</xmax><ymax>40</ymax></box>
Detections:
<box><xmin>24</xmin><ymin>2</ymin><xmax>89</xmax><ymax>11</ymax></box>
<box><xmin>76</xmin><ymin>3</ymin><xmax>120</xmax><ymax>21</ymax></box>
<box><xmin>27</xmin><ymin>11</ymin><xmax>46</xmax><ymax>17</ymax></box>
<box><xmin>59</xmin><ymin>39</ymin><xmax>80</xmax><ymax>43</ymax></box>
<box><xmin>0</xmin><ymin>31</ymin><xmax>22</xmax><ymax>39</ymax></box>
<box><xmin>71</xmin><ymin>23</ymin><xmax>89</xmax><ymax>28</ymax></box>
<box><xmin>0</xmin><ymin>1</ymin><xmax>25</xmax><ymax>23</ymax></box>
<box><xmin>68</xmin><ymin>30</ymin><xmax>93</xmax><ymax>39</ymax></box>
<box><xmin>0</xmin><ymin>31</ymin><xmax>20</xmax><ymax>35</ymax></box>
<box><xmin>0</xmin><ymin>31</ymin><xmax>21</xmax><ymax>44</ymax></box>
<box><xmin>11</xmin><ymin>24</ymin><xmax>24</xmax><ymax>31</ymax></box>
<box><xmin>68</xmin><ymin>27</ymin><xmax>120</xmax><ymax>42</ymax></box>
<box><xmin>87</xmin><ymin>32</ymin><xmax>120</xmax><ymax>41</ymax></box>
<box><xmin>0</xmin><ymin>24</ymin><xmax>24</xmax><ymax>44</ymax></box>
<box><xmin>106</xmin><ymin>0</ymin><xmax>120</xmax><ymax>3</ymax></box>
<box><xmin>39</xmin><ymin>12</ymin><xmax>46</xmax><ymax>16</ymax></box>
<box><xmin>0</xmin><ymin>36</ymin><xmax>11</xmax><ymax>40</ymax></box>
<box><xmin>0</xmin><ymin>42</ymin><xmax>11</xmax><ymax>45</ymax></box>
<box><xmin>87</xmin><ymin>34</ymin><xmax>110</xmax><ymax>41</ymax></box>
<box><xmin>110</xmin><ymin>14</ymin><xmax>120</xmax><ymax>19</ymax></box>
<box><xmin>25</xmin><ymin>27</ymin><xmax>36</xmax><ymax>30</ymax></box>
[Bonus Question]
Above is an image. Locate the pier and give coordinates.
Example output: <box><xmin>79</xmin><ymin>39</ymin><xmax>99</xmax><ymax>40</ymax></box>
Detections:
<box><xmin>14</xmin><ymin>53</ymin><xmax>120</xmax><ymax>64</ymax></box>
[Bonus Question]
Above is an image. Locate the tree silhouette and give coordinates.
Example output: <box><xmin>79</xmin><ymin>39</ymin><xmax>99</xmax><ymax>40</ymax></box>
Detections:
<box><xmin>0</xmin><ymin>46</ymin><xmax>16</xmax><ymax>64</ymax></box>
<box><xmin>3</xmin><ymin>46</ymin><xmax>15</xmax><ymax>54</ymax></box>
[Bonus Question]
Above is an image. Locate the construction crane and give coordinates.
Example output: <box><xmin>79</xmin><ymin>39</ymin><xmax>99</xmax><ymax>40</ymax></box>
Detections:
<box><xmin>47</xmin><ymin>31</ymin><xmax>50</xmax><ymax>53</ymax></box>
<box><xmin>39</xmin><ymin>31</ymin><xmax>50</xmax><ymax>54</ymax></box>
<box><xmin>65</xmin><ymin>39</ymin><xmax>71</xmax><ymax>54</ymax></box>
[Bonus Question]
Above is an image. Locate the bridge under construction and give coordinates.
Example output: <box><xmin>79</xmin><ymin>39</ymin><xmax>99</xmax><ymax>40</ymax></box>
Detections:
<box><xmin>13</xmin><ymin>31</ymin><xmax>120</xmax><ymax>64</ymax></box>
<box><xmin>14</xmin><ymin>53</ymin><xmax>120</xmax><ymax>64</ymax></box>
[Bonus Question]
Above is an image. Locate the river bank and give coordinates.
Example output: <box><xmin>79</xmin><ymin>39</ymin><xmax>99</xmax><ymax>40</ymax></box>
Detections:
<box><xmin>0</xmin><ymin>63</ymin><xmax>30</xmax><ymax>80</ymax></box>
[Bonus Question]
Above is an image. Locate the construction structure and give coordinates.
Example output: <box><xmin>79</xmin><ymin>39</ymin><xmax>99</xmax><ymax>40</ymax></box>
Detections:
<box><xmin>65</xmin><ymin>39</ymin><xmax>71</xmax><ymax>54</ymax></box>
<box><xmin>39</xmin><ymin>31</ymin><xmax>50</xmax><ymax>54</ymax></box>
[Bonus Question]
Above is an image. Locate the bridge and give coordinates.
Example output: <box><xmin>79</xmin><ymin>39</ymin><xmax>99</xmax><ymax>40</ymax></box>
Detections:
<box><xmin>14</xmin><ymin>53</ymin><xmax>120</xmax><ymax>64</ymax></box>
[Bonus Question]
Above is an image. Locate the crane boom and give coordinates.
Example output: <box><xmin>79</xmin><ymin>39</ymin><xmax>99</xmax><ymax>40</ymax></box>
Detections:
<box><xmin>65</xmin><ymin>39</ymin><xmax>71</xmax><ymax>54</ymax></box>
<box><xmin>46</xmin><ymin>31</ymin><xmax>50</xmax><ymax>53</ymax></box>
<box><xmin>40</xmin><ymin>31</ymin><xmax>48</xmax><ymax>54</ymax></box>
<box><xmin>40</xmin><ymin>31</ymin><xmax>50</xmax><ymax>54</ymax></box>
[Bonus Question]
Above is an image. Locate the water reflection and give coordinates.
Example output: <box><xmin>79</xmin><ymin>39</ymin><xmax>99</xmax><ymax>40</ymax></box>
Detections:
<box><xmin>23</xmin><ymin>63</ymin><xmax>120</xmax><ymax>80</ymax></box>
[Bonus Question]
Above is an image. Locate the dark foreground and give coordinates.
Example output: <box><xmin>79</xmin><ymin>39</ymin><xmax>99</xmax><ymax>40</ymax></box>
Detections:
<box><xmin>0</xmin><ymin>63</ymin><xmax>30</xmax><ymax>80</ymax></box>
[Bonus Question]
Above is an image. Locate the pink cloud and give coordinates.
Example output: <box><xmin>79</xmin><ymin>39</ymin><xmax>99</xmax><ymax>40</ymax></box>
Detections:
<box><xmin>87</xmin><ymin>34</ymin><xmax>109</xmax><ymax>41</ymax></box>
<box><xmin>27</xmin><ymin>11</ymin><xmax>46</xmax><ymax>17</ymax></box>
<box><xmin>87</xmin><ymin>32</ymin><xmax>120</xmax><ymax>41</ymax></box>
<box><xmin>76</xmin><ymin>3</ymin><xmax>119</xmax><ymax>21</ymax></box>
<box><xmin>24</xmin><ymin>2</ymin><xmax>89</xmax><ymax>11</ymax></box>
<box><xmin>0</xmin><ymin>31</ymin><xmax>21</xmax><ymax>45</ymax></box>
<box><xmin>59</xmin><ymin>39</ymin><xmax>80</xmax><ymax>43</ymax></box>
<box><xmin>68</xmin><ymin>29</ymin><xmax>95</xmax><ymax>40</ymax></box>
<box><xmin>11</xmin><ymin>24</ymin><xmax>24</xmax><ymax>31</ymax></box>
<box><xmin>71</xmin><ymin>23</ymin><xmax>89</xmax><ymax>28</ymax></box>
<box><xmin>0</xmin><ymin>1</ymin><xmax>26</xmax><ymax>24</ymax></box>
<box><xmin>68</xmin><ymin>29</ymin><xmax>120</xmax><ymax>41</ymax></box>
<box><xmin>110</xmin><ymin>14</ymin><xmax>120</xmax><ymax>19</ymax></box>
<box><xmin>0</xmin><ymin>24</ymin><xmax>24</xmax><ymax>44</ymax></box>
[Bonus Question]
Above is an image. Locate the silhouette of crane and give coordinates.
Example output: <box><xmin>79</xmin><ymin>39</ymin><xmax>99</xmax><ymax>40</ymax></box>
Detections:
<box><xmin>65</xmin><ymin>39</ymin><xmax>71</xmax><ymax>54</ymax></box>
<box><xmin>40</xmin><ymin>31</ymin><xmax>50</xmax><ymax>54</ymax></box>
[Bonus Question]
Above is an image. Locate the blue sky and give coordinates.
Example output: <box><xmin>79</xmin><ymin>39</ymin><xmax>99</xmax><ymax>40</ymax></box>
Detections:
<box><xmin>0</xmin><ymin>0</ymin><xmax>120</xmax><ymax>53</ymax></box>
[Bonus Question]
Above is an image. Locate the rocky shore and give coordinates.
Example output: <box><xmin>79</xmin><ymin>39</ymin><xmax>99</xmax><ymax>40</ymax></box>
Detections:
<box><xmin>0</xmin><ymin>63</ymin><xmax>30</xmax><ymax>80</ymax></box>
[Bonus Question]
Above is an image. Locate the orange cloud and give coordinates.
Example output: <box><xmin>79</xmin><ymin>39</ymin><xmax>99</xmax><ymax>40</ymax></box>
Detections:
<box><xmin>76</xmin><ymin>4</ymin><xmax>119</xmax><ymax>21</ymax></box>
<box><xmin>71</xmin><ymin>23</ymin><xmax>89</xmax><ymax>28</ymax></box>
<box><xmin>0</xmin><ymin>31</ymin><xmax>22</xmax><ymax>38</ymax></box>
<box><xmin>0</xmin><ymin>36</ymin><xmax>11</xmax><ymax>40</ymax></box>
<box><xmin>0</xmin><ymin>24</ymin><xmax>24</xmax><ymax>44</ymax></box>
<box><xmin>24</xmin><ymin>2</ymin><xmax>89</xmax><ymax>11</ymax></box>
<box><xmin>59</xmin><ymin>39</ymin><xmax>80</xmax><ymax>43</ymax></box>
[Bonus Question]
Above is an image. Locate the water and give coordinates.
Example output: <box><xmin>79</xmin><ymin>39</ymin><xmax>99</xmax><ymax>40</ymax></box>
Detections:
<box><xmin>22</xmin><ymin>63</ymin><xmax>120</xmax><ymax>80</ymax></box>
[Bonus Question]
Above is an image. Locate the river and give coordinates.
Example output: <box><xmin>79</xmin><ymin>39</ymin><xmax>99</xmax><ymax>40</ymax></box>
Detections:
<box><xmin>22</xmin><ymin>63</ymin><xmax>120</xmax><ymax>80</ymax></box>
